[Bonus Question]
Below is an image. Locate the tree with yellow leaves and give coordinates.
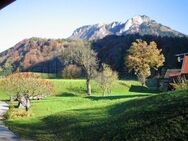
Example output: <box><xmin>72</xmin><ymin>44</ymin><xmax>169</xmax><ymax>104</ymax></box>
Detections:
<box><xmin>125</xmin><ymin>39</ymin><xmax>165</xmax><ymax>86</ymax></box>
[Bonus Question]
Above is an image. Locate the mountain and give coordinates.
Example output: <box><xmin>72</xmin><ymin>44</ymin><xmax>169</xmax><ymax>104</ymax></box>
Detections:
<box><xmin>0</xmin><ymin>38</ymin><xmax>87</xmax><ymax>74</ymax></box>
<box><xmin>69</xmin><ymin>15</ymin><xmax>186</xmax><ymax>40</ymax></box>
<box><xmin>1</xmin><ymin>15</ymin><xmax>188</xmax><ymax>76</ymax></box>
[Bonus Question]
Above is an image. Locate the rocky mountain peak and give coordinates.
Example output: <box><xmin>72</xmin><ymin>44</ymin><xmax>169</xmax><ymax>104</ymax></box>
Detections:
<box><xmin>69</xmin><ymin>15</ymin><xmax>185</xmax><ymax>40</ymax></box>
<box><xmin>124</xmin><ymin>15</ymin><xmax>152</xmax><ymax>30</ymax></box>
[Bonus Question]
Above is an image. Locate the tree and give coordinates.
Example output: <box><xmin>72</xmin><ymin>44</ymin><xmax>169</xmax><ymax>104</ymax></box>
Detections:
<box><xmin>62</xmin><ymin>41</ymin><xmax>98</xmax><ymax>96</ymax></box>
<box><xmin>0</xmin><ymin>72</ymin><xmax>55</xmax><ymax>111</ymax></box>
<box><xmin>95</xmin><ymin>64</ymin><xmax>118</xmax><ymax>96</ymax></box>
<box><xmin>125</xmin><ymin>40</ymin><xmax>165</xmax><ymax>86</ymax></box>
<box><xmin>0</xmin><ymin>57</ymin><xmax>14</xmax><ymax>77</ymax></box>
<box><xmin>62</xmin><ymin>64</ymin><xmax>82</xmax><ymax>79</ymax></box>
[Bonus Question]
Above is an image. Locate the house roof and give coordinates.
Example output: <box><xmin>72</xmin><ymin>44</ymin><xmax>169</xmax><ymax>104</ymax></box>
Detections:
<box><xmin>0</xmin><ymin>0</ymin><xmax>15</xmax><ymax>10</ymax></box>
<box><xmin>164</xmin><ymin>69</ymin><xmax>181</xmax><ymax>78</ymax></box>
<box><xmin>164</xmin><ymin>55</ymin><xmax>188</xmax><ymax>78</ymax></box>
<box><xmin>181</xmin><ymin>55</ymin><xmax>188</xmax><ymax>74</ymax></box>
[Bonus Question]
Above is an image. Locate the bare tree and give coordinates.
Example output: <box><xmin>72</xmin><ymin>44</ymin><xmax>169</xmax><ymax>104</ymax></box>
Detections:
<box><xmin>62</xmin><ymin>41</ymin><xmax>98</xmax><ymax>96</ymax></box>
<box><xmin>95</xmin><ymin>64</ymin><xmax>118</xmax><ymax>96</ymax></box>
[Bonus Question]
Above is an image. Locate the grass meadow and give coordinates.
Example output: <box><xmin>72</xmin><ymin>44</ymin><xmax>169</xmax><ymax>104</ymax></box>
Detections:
<box><xmin>0</xmin><ymin>79</ymin><xmax>187</xmax><ymax>141</ymax></box>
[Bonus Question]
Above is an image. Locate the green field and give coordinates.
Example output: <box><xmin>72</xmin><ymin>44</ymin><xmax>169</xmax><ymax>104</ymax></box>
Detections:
<box><xmin>1</xmin><ymin>79</ymin><xmax>188</xmax><ymax>141</ymax></box>
<box><xmin>0</xmin><ymin>88</ymin><xmax>10</xmax><ymax>101</ymax></box>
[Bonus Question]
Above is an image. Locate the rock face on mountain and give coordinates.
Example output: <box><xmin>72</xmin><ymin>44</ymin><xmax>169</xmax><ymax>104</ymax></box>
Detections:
<box><xmin>69</xmin><ymin>15</ymin><xmax>185</xmax><ymax>40</ymax></box>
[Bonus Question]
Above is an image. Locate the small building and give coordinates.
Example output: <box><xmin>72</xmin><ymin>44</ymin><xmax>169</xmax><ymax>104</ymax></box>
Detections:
<box><xmin>161</xmin><ymin>55</ymin><xmax>188</xmax><ymax>91</ymax></box>
<box><xmin>164</xmin><ymin>69</ymin><xmax>181</xmax><ymax>79</ymax></box>
<box><xmin>181</xmin><ymin>55</ymin><xmax>188</xmax><ymax>75</ymax></box>
<box><xmin>164</xmin><ymin>55</ymin><xmax>188</xmax><ymax>79</ymax></box>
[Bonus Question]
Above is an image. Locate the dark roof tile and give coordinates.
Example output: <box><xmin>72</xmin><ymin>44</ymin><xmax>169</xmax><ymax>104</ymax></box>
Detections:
<box><xmin>164</xmin><ymin>69</ymin><xmax>181</xmax><ymax>78</ymax></box>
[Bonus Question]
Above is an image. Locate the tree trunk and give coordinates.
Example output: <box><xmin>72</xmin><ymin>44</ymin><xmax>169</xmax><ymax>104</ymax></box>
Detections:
<box><xmin>9</xmin><ymin>96</ymin><xmax>13</xmax><ymax>102</ymax></box>
<box><xmin>17</xmin><ymin>95</ymin><xmax>31</xmax><ymax>111</ymax></box>
<box><xmin>86</xmin><ymin>78</ymin><xmax>91</xmax><ymax>96</ymax></box>
<box><xmin>141</xmin><ymin>82</ymin><xmax>144</xmax><ymax>87</ymax></box>
<box><xmin>25</xmin><ymin>98</ymin><xmax>31</xmax><ymax>111</ymax></box>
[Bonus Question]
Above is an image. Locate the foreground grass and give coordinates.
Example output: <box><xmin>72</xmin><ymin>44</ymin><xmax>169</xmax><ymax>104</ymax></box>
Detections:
<box><xmin>2</xmin><ymin>79</ymin><xmax>188</xmax><ymax>141</ymax></box>
<box><xmin>0</xmin><ymin>89</ymin><xmax>10</xmax><ymax>101</ymax></box>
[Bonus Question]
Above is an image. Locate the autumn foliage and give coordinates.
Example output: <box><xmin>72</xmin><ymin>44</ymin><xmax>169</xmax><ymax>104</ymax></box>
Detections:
<box><xmin>1</xmin><ymin>72</ymin><xmax>54</xmax><ymax>97</ymax></box>
<box><xmin>0</xmin><ymin>72</ymin><xmax>55</xmax><ymax>111</ymax></box>
<box><xmin>62</xmin><ymin>64</ymin><xmax>82</xmax><ymax>79</ymax></box>
<box><xmin>125</xmin><ymin>40</ymin><xmax>165</xmax><ymax>85</ymax></box>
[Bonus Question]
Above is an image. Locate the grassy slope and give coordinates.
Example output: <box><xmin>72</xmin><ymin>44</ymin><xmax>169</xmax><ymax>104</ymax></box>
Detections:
<box><xmin>2</xmin><ymin>80</ymin><xmax>188</xmax><ymax>141</ymax></box>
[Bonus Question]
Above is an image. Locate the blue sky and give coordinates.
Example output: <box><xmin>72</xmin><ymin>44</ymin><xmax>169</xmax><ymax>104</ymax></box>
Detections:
<box><xmin>0</xmin><ymin>0</ymin><xmax>188</xmax><ymax>52</ymax></box>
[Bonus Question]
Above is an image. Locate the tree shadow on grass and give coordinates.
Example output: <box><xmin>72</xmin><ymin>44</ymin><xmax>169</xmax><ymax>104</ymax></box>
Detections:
<box><xmin>86</xmin><ymin>94</ymin><xmax>148</xmax><ymax>101</ymax></box>
<box><xmin>129</xmin><ymin>85</ymin><xmax>160</xmax><ymax>93</ymax></box>
<box><xmin>55</xmin><ymin>92</ymin><xmax>77</xmax><ymax>97</ymax></box>
<box><xmin>66</xmin><ymin>87</ymin><xmax>99</xmax><ymax>95</ymax></box>
<box><xmin>42</xmin><ymin>92</ymin><xmax>188</xmax><ymax>141</ymax></box>
<box><xmin>5</xmin><ymin>119</ymin><xmax>57</xmax><ymax>141</ymax></box>
<box><xmin>42</xmin><ymin>107</ymin><xmax>108</xmax><ymax>141</ymax></box>
<box><xmin>6</xmin><ymin>92</ymin><xmax>188</xmax><ymax>141</ymax></box>
<box><xmin>67</xmin><ymin>87</ymin><xmax>86</xmax><ymax>94</ymax></box>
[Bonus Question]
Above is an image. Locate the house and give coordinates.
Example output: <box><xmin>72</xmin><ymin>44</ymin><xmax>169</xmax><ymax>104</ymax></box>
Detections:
<box><xmin>164</xmin><ymin>55</ymin><xmax>188</xmax><ymax>79</ymax></box>
<box><xmin>0</xmin><ymin>0</ymin><xmax>15</xmax><ymax>10</ymax></box>
<box><xmin>181</xmin><ymin>55</ymin><xmax>188</xmax><ymax>75</ymax></box>
<box><xmin>161</xmin><ymin>54</ymin><xmax>188</xmax><ymax>91</ymax></box>
<box><xmin>164</xmin><ymin>69</ymin><xmax>181</xmax><ymax>79</ymax></box>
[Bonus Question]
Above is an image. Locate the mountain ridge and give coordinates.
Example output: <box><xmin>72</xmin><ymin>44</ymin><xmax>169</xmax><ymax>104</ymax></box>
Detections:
<box><xmin>69</xmin><ymin>15</ymin><xmax>186</xmax><ymax>40</ymax></box>
<box><xmin>1</xmin><ymin>15</ymin><xmax>188</xmax><ymax>76</ymax></box>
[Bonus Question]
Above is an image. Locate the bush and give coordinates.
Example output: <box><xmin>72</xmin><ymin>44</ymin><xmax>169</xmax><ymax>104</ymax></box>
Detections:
<box><xmin>0</xmin><ymin>72</ymin><xmax>55</xmax><ymax>111</ymax></box>
<box><xmin>62</xmin><ymin>65</ymin><xmax>82</xmax><ymax>79</ymax></box>
<box><xmin>170</xmin><ymin>76</ymin><xmax>188</xmax><ymax>91</ymax></box>
<box><xmin>95</xmin><ymin>64</ymin><xmax>118</xmax><ymax>96</ymax></box>
<box><xmin>146</xmin><ymin>78</ymin><xmax>158</xmax><ymax>90</ymax></box>
<box><xmin>5</xmin><ymin>108</ymin><xmax>32</xmax><ymax>119</ymax></box>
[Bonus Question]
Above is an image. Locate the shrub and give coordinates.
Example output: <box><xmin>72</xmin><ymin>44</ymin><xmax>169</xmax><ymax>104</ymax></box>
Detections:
<box><xmin>0</xmin><ymin>72</ymin><xmax>55</xmax><ymax>111</ymax></box>
<box><xmin>146</xmin><ymin>78</ymin><xmax>158</xmax><ymax>90</ymax></box>
<box><xmin>5</xmin><ymin>108</ymin><xmax>32</xmax><ymax>119</ymax></box>
<box><xmin>95</xmin><ymin>64</ymin><xmax>118</xmax><ymax>96</ymax></box>
<box><xmin>170</xmin><ymin>76</ymin><xmax>188</xmax><ymax>91</ymax></box>
<box><xmin>62</xmin><ymin>64</ymin><xmax>82</xmax><ymax>79</ymax></box>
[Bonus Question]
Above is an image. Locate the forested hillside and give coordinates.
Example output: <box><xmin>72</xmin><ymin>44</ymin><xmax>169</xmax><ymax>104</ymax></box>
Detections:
<box><xmin>93</xmin><ymin>34</ymin><xmax>188</xmax><ymax>75</ymax></box>
<box><xmin>1</xmin><ymin>35</ymin><xmax>188</xmax><ymax>77</ymax></box>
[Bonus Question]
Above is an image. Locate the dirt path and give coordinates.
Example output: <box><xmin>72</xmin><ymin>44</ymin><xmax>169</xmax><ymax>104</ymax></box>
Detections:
<box><xmin>0</xmin><ymin>101</ymin><xmax>20</xmax><ymax>141</ymax></box>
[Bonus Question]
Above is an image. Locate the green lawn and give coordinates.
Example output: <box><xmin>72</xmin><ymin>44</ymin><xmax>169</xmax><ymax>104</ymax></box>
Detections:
<box><xmin>1</xmin><ymin>79</ymin><xmax>188</xmax><ymax>141</ymax></box>
<box><xmin>0</xmin><ymin>89</ymin><xmax>10</xmax><ymax>101</ymax></box>
<box><xmin>51</xmin><ymin>79</ymin><xmax>153</xmax><ymax>96</ymax></box>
